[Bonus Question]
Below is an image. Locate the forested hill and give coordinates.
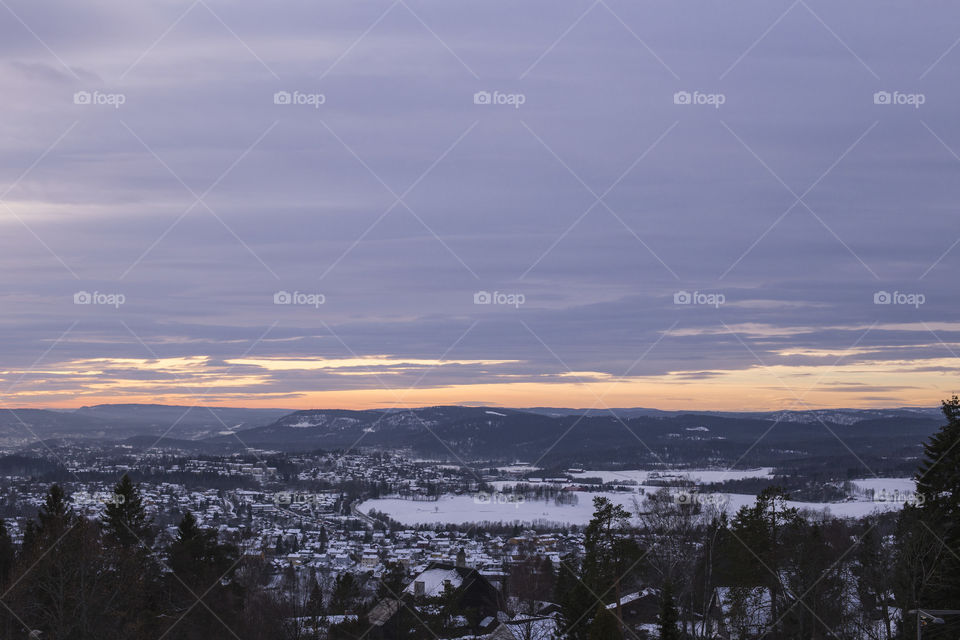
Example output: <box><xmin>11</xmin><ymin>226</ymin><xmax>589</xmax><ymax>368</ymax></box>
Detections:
<box><xmin>210</xmin><ymin>405</ymin><xmax>942</xmax><ymax>468</ymax></box>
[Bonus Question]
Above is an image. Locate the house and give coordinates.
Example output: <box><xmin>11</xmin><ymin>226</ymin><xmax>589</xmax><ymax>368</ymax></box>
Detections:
<box><xmin>366</xmin><ymin>563</ymin><xmax>508</xmax><ymax>639</ymax></box>
<box><xmin>604</xmin><ymin>588</ymin><xmax>661</xmax><ymax>635</ymax></box>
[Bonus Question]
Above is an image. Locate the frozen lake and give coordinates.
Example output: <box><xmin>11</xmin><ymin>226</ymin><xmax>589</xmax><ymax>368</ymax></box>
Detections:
<box><xmin>359</xmin><ymin>486</ymin><xmax>904</xmax><ymax>527</ymax></box>
<box><xmin>567</xmin><ymin>467</ymin><xmax>776</xmax><ymax>484</ymax></box>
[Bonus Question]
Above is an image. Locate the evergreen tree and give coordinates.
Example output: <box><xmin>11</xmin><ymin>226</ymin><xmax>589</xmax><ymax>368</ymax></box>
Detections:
<box><xmin>330</xmin><ymin>573</ymin><xmax>361</xmax><ymax>614</ymax></box>
<box><xmin>164</xmin><ymin>511</ymin><xmax>243</xmax><ymax>640</ymax></box>
<box><xmin>582</xmin><ymin>497</ymin><xmax>641</xmax><ymax>635</ymax></box>
<box><xmin>587</xmin><ymin>604</ymin><xmax>622</xmax><ymax>640</ymax></box>
<box><xmin>319</xmin><ymin>525</ymin><xmax>328</xmax><ymax>552</ymax></box>
<box><xmin>377</xmin><ymin>560</ymin><xmax>407</xmax><ymax>599</ymax></box>
<box><xmin>726</xmin><ymin>486</ymin><xmax>799</xmax><ymax>630</ymax></box>
<box><xmin>0</xmin><ymin>519</ymin><xmax>14</xmax><ymax>586</ymax></box>
<box><xmin>103</xmin><ymin>474</ymin><xmax>151</xmax><ymax>546</ymax></box>
<box><xmin>659</xmin><ymin>581</ymin><xmax>680</xmax><ymax>640</ymax></box>
<box><xmin>38</xmin><ymin>483</ymin><xmax>72</xmax><ymax>538</ymax></box>
<box><xmin>896</xmin><ymin>396</ymin><xmax>960</xmax><ymax>634</ymax></box>
<box><xmin>554</xmin><ymin>553</ymin><xmax>593</xmax><ymax>640</ymax></box>
<box><xmin>308</xmin><ymin>581</ymin><xmax>325</xmax><ymax>616</ymax></box>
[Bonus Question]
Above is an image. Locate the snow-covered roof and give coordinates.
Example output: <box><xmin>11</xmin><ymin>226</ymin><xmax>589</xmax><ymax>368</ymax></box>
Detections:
<box><xmin>404</xmin><ymin>568</ymin><xmax>464</xmax><ymax>597</ymax></box>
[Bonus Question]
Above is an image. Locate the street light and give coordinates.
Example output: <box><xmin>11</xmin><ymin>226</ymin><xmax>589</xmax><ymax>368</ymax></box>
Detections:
<box><xmin>907</xmin><ymin>609</ymin><xmax>960</xmax><ymax>640</ymax></box>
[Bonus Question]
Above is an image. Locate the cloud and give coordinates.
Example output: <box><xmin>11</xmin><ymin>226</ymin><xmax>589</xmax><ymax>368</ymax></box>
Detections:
<box><xmin>0</xmin><ymin>0</ymin><xmax>958</xmax><ymax>409</ymax></box>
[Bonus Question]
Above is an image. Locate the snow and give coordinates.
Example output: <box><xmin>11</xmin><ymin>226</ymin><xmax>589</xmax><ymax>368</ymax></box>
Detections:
<box><xmin>568</xmin><ymin>467</ymin><xmax>775</xmax><ymax>484</ymax></box>
<box><xmin>495</xmin><ymin>464</ymin><xmax>541</xmax><ymax>473</ymax></box>
<box><xmin>361</xmin><ymin>493</ymin><xmax>638</xmax><ymax>527</ymax></box>
<box><xmin>360</xmin><ymin>485</ymin><xmax>903</xmax><ymax>527</ymax></box>
<box><xmin>404</xmin><ymin>568</ymin><xmax>463</xmax><ymax>597</ymax></box>
<box><xmin>485</xmin><ymin>410</ymin><xmax>507</xmax><ymax>417</ymax></box>
<box><xmin>850</xmin><ymin>477</ymin><xmax>916</xmax><ymax>493</ymax></box>
<box><xmin>849</xmin><ymin>477</ymin><xmax>920</xmax><ymax>505</ymax></box>
<box><xmin>286</xmin><ymin>419</ymin><xmax>319</xmax><ymax>429</ymax></box>
<box><xmin>501</xmin><ymin>616</ymin><xmax>558</xmax><ymax>639</ymax></box>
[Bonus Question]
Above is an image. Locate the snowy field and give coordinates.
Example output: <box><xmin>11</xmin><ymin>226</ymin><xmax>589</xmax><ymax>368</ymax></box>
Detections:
<box><xmin>567</xmin><ymin>468</ymin><xmax>775</xmax><ymax>484</ymax></box>
<box><xmin>849</xmin><ymin>477</ymin><xmax>916</xmax><ymax>494</ymax></box>
<box><xmin>359</xmin><ymin>487</ymin><xmax>903</xmax><ymax>527</ymax></box>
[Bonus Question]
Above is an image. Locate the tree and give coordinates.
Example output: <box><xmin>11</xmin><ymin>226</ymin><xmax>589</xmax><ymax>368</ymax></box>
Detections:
<box><xmin>894</xmin><ymin>396</ymin><xmax>960</xmax><ymax>640</ymax></box>
<box><xmin>780</xmin><ymin>522</ymin><xmax>848</xmax><ymax>638</ymax></box>
<box><xmin>510</xmin><ymin>554</ymin><xmax>556</xmax><ymax>614</ymax></box>
<box><xmin>582</xmin><ymin>497</ymin><xmax>641</xmax><ymax>635</ymax></box>
<box><xmin>38</xmin><ymin>483</ymin><xmax>72</xmax><ymax>538</ymax></box>
<box><xmin>726</xmin><ymin>486</ymin><xmax>800</xmax><ymax>632</ymax></box>
<box><xmin>330</xmin><ymin>573</ymin><xmax>361</xmax><ymax>614</ymax></box>
<box><xmin>377</xmin><ymin>560</ymin><xmax>407</xmax><ymax>599</ymax></box>
<box><xmin>554</xmin><ymin>553</ymin><xmax>593</xmax><ymax>640</ymax></box>
<box><xmin>587</xmin><ymin>604</ymin><xmax>622</xmax><ymax>640</ymax></box>
<box><xmin>853</xmin><ymin>520</ymin><xmax>894</xmax><ymax>640</ymax></box>
<box><xmin>164</xmin><ymin>511</ymin><xmax>242</xmax><ymax>640</ymax></box>
<box><xmin>659</xmin><ymin>581</ymin><xmax>680</xmax><ymax>640</ymax></box>
<box><xmin>102</xmin><ymin>475</ymin><xmax>161</xmax><ymax>638</ymax></box>
<box><xmin>103</xmin><ymin>474</ymin><xmax>151</xmax><ymax>546</ymax></box>
<box><xmin>307</xmin><ymin>582</ymin><xmax>325</xmax><ymax>616</ymax></box>
<box><xmin>906</xmin><ymin>396</ymin><xmax>960</xmax><ymax>608</ymax></box>
<box><xmin>0</xmin><ymin>519</ymin><xmax>14</xmax><ymax>585</ymax></box>
<box><xmin>636</xmin><ymin>488</ymin><xmax>717</xmax><ymax>634</ymax></box>
<box><xmin>9</xmin><ymin>485</ymin><xmax>115</xmax><ymax>639</ymax></box>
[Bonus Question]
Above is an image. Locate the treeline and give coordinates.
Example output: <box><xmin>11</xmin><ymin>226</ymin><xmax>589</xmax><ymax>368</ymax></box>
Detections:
<box><xmin>0</xmin><ymin>475</ymin><xmax>294</xmax><ymax>639</ymax></box>
<box><xmin>552</xmin><ymin>396</ymin><xmax>960</xmax><ymax>640</ymax></box>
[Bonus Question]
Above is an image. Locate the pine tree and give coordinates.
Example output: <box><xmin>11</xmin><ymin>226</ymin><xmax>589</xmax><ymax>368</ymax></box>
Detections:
<box><xmin>727</xmin><ymin>486</ymin><xmax>799</xmax><ymax>629</ymax></box>
<box><xmin>38</xmin><ymin>483</ymin><xmax>72</xmax><ymax>538</ymax></box>
<box><xmin>554</xmin><ymin>553</ymin><xmax>593</xmax><ymax>640</ymax></box>
<box><xmin>0</xmin><ymin>519</ymin><xmax>13</xmax><ymax>586</ymax></box>
<box><xmin>330</xmin><ymin>573</ymin><xmax>360</xmax><ymax>614</ymax></box>
<box><xmin>659</xmin><ymin>582</ymin><xmax>680</xmax><ymax>640</ymax></box>
<box><xmin>897</xmin><ymin>396</ymin><xmax>960</xmax><ymax>611</ymax></box>
<box><xmin>103</xmin><ymin>474</ymin><xmax>151</xmax><ymax>547</ymax></box>
<box><xmin>582</xmin><ymin>497</ymin><xmax>641</xmax><ymax>635</ymax></box>
<box><xmin>587</xmin><ymin>604</ymin><xmax>622</xmax><ymax>640</ymax></box>
<box><xmin>319</xmin><ymin>525</ymin><xmax>329</xmax><ymax>552</ymax></box>
<box><xmin>165</xmin><ymin>511</ymin><xmax>242</xmax><ymax>639</ymax></box>
<box><xmin>178</xmin><ymin>510</ymin><xmax>199</xmax><ymax>539</ymax></box>
<box><xmin>308</xmin><ymin>581</ymin><xmax>325</xmax><ymax>616</ymax></box>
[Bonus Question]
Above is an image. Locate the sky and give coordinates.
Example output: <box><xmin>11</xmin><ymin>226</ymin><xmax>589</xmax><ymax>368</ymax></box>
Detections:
<box><xmin>0</xmin><ymin>0</ymin><xmax>959</xmax><ymax>411</ymax></box>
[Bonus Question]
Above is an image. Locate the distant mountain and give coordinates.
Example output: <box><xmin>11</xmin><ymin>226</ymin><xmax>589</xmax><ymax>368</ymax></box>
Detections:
<box><xmin>757</xmin><ymin>407</ymin><xmax>943</xmax><ymax>425</ymax></box>
<box><xmin>209</xmin><ymin>405</ymin><xmax>945</xmax><ymax>468</ymax></box>
<box><xmin>0</xmin><ymin>403</ymin><xmax>945</xmax><ymax>468</ymax></box>
<box><xmin>521</xmin><ymin>406</ymin><xmax>942</xmax><ymax>423</ymax></box>
<box><xmin>0</xmin><ymin>404</ymin><xmax>293</xmax><ymax>448</ymax></box>
<box><xmin>0</xmin><ymin>408</ymin><xmax>110</xmax><ymax>444</ymax></box>
<box><xmin>71</xmin><ymin>404</ymin><xmax>293</xmax><ymax>438</ymax></box>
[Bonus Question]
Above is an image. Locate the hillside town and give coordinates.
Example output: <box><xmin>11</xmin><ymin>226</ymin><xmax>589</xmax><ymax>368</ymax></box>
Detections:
<box><xmin>0</xmin><ymin>406</ymin><xmax>954</xmax><ymax>640</ymax></box>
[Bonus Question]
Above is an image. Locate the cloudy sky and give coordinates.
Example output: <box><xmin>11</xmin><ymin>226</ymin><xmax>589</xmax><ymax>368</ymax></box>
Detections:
<box><xmin>1</xmin><ymin>0</ymin><xmax>958</xmax><ymax>410</ymax></box>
